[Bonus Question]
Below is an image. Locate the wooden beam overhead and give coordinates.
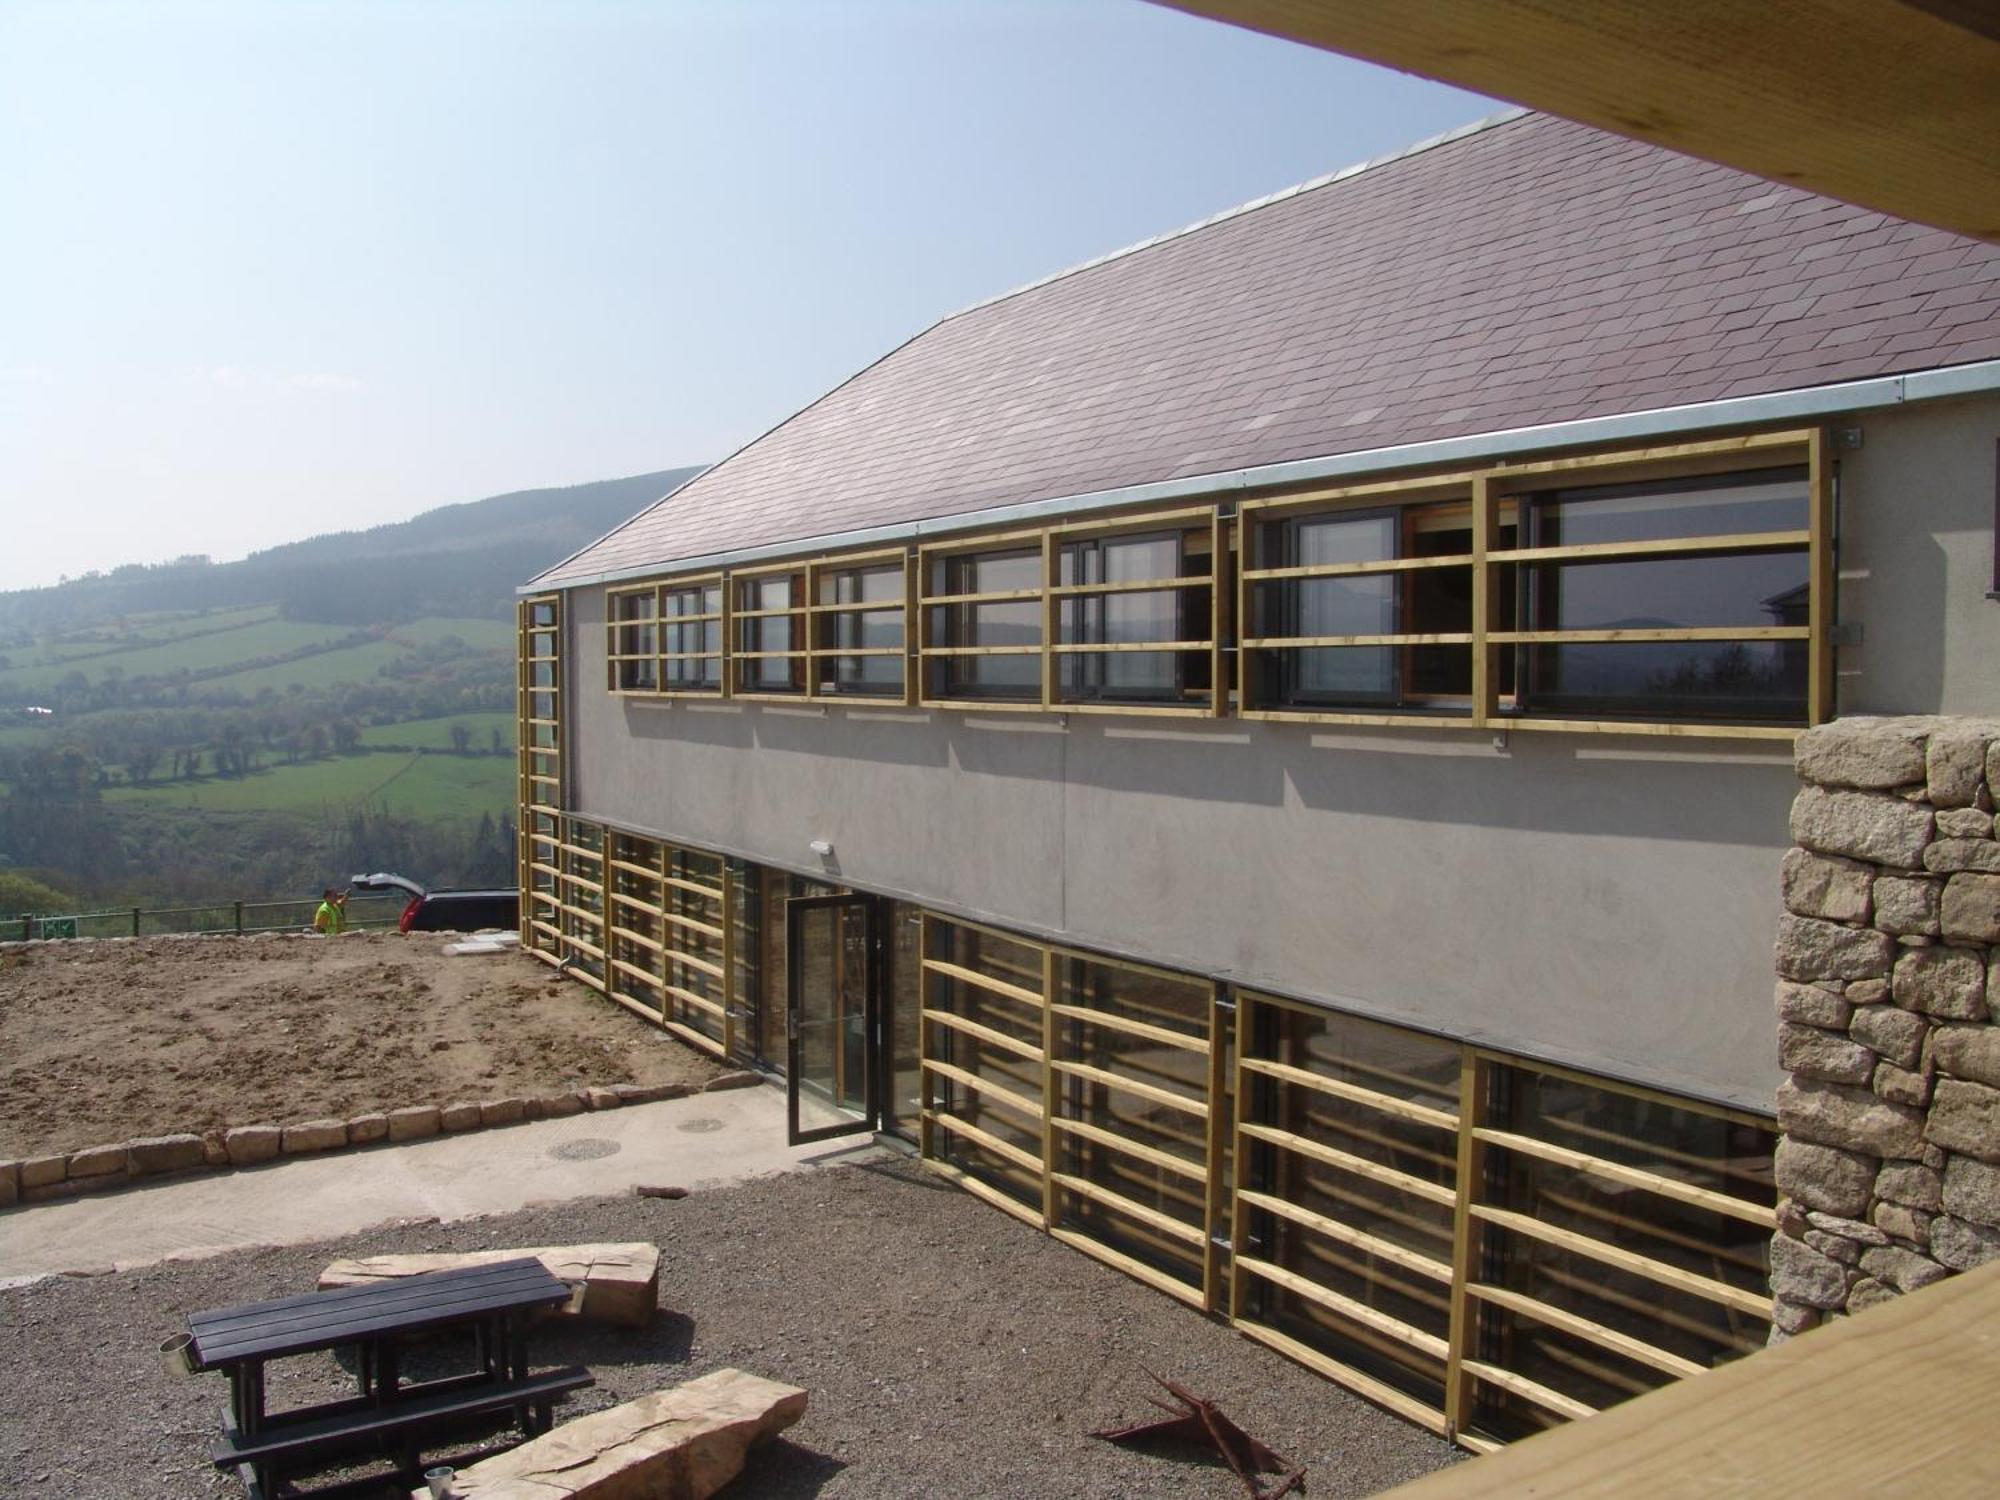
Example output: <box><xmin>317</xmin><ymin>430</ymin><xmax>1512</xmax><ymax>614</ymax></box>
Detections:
<box><xmin>1154</xmin><ymin>0</ymin><xmax>2000</xmax><ymax>244</ymax></box>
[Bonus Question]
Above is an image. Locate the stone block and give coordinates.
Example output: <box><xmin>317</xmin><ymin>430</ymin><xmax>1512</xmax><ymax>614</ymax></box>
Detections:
<box><xmin>1771</xmin><ymin>1298</ymin><xmax>1821</xmax><ymax>1335</ymax></box>
<box><xmin>1790</xmin><ymin>785</ymin><xmax>1933</xmax><ymax>867</ymax></box>
<box><xmin>283</xmin><ymin>1119</ymin><xmax>349</xmax><ymax>1155</ymax></box>
<box><xmin>1803</xmin><ymin>1209</ymin><xmax>1889</xmax><ymax>1246</ymax></box>
<box><xmin>479</xmin><ymin>1097</ymin><xmax>527</xmax><ymax>1127</ymax></box>
<box><xmin>22</xmin><ymin>1180</ymin><xmax>79</xmax><ymax>1204</ymax></box>
<box><xmin>347</xmin><ymin>1112</ymin><xmax>389</xmax><ymax>1145</ymax></box>
<box><xmin>1874</xmin><ymin>876</ymin><xmax>1943</xmax><ymax>937</ymax></box>
<box><xmin>440</xmin><ymin>1102</ymin><xmax>483</xmax><ymax>1132</ymax></box>
<box><xmin>323</xmin><ymin>1242</ymin><xmax>660</xmax><ymax>1328</ymax></box>
<box><xmin>1776</xmin><ymin>914</ymin><xmax>1896</xmax><ymax>983</ymax></box>
<box><xmin>1927</xmin><ymin>729</ymin><xmax>1990</xmax><ymax>808</ymax></box>
<box><xmin>1775</xmin><ymin>1138</ymin><xmax>1877</xmax><ymax>1216</ymax></box>
<box><xmin>1927</xmin><ymin>1080</ymin><xmax>2000</xmax><ymax>1162</ymax></box>
<box><xmin>1770</xmin><ymin>1235</ymin><xmax>1848</xmax><ymax>1309</ymax></box>
<box><xmin>126</xmin><ymin>1134</ymin><xmax>204</xmax><ymax>1176</ymax></box>
<box><xmin>1803</xmin><ymin>1229</ymin><xmax>1861</xmax><ymax>1264</ymax></box>
<box><xmin>1891</xmin><ymin>946</ymin><xmax>1986</xmax><ymax>1019</ymax></box>
<box><xmin>1931</xmin><ymin>1024</ymin><xmax>2000</xmax><ymax>1088</ymax></box>
<box><xmin>68</xmin><ymin>1144</ymin><xmax>126</xmax><ymax>1179</ymax></box>
<box><xmin>584</xmin><ymin>1086</ymin><xmax>621</xmax><ymax>1111</ymax></box>
<box><xmin>225</xmin><ymin>1126</ymin><xmax>283</xmax><ymax>1166</ymax></box>
<box><xmin>703</xmin><ymin>1070</ymin><xmax>765</xmax><ymax>1093</ymax></box>
<box><xmin>612</xmin><ymin>1082</ymin><xmax>691</xmax><ymax>1105</ymax></box>
<box><xmin>536</xmin><ymin>1092</ymin><xmax>586</xmax><ymax>1118</ymax></box>
<box><xmin>1848</xmin><ymin>978</ymin><xmax>1890</xmax><ymax>1005</ymax></box>
<box><xmin>1849</xmin><ymin>1004</ymin><xmax>1927</xmax><ymax>1069</ymax></box>
<box><xmin>201</xmin><ymin>1131</ymin><xmax>228</xmax><ymax>1167</ymax></box>
<box><xmin>1941</xmin><ymin>874</ymin><xmax>2000</xmax><ymax>944</ymax></box>
<box><xmin>0</xmin><ymin>1160</ymin><xmax>18</xmax><ymax>1207</ymax></box>
<box><xmin>1778</xmin><ymin>1022</ymin><xmax>1876</xmax><ymax>1084</ymax></box>
<box><xmin>1858</xmin><ymin>1244</ymin><xmax>1948</xmax><ymax>1292</ymax></box>
<box><xmin>1874</xmin><ymin>1061</ymin><xmax>1931</xmax><ymax>1107</ymax></box>
<box><xmin>1846</xmin><ymin>1277</ymin><xmax>1898</xmax><ymax>1314</ymax></box>
<box><xmin>424</xmin><ymin>1368</ymin><xmax>807</xmax><ymax>1500</ymax></box>
<box><xmin>1931</xmin><ymin>1215</ymin><xmax>2000</xmax><ymax>1271</ymax></box>
<box><xmin>20</xmin><ymin>1155</ymin><xmax>66</xmax><ymax>1189</ymax></box>
<box><xmin>386</xmin><ymin>1106</ymin><xmax>441</xmax><ymax>1142</ymax></box>
<box><xmin>1926</xmin><ymin>839</ymin><xmax>2000</xmax><ymax>874</ymax></box>
<box><xmin>1796</xmin><ymin>720</ymin><xmax>1928</xmax><ymax>790</ymax></box>
<box><xmin>1776</xmin><ymin>981</ymin><xmax>1851</xmax><ymax>1029</ymax></box>
<box><xmin>1937</xmin><ymin>808</ymin><xmax>1995</xmax><ymax>839</ymax></box>
<box><xmin>1873</xmin><ymin>1201</ymin><xmax>1931</xmax><ymax>1244</ymax></box>
<box><xmin>1875</xmin><ymin>1160</ymin><xmax>1942</xmax><ymax>1211</ymax></box>
<box><xmin>1780</xmin><ymin>849</ymin><xmax>1873</xmax><ymax>922</ymax></box>
<box><xmin>1942</xmin><ymin>1155</ymin><xmax>2000</xmax><ymax>1227</ymax></box>
<box><xmin>1778</xmin><ymin>1077</ymin><xmax>1926</xmax><ymax>1159</ymax></box>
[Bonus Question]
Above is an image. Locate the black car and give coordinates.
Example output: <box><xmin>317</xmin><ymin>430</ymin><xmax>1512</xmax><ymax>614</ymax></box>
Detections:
<box><xmin>349</xmin><ymin>873</ymin><xmax>519</xmax><ymax>934</ymax></box>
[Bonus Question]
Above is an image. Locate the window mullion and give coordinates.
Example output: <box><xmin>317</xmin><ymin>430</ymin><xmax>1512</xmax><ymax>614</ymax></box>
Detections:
<box><xmin>1472</xmin><ymin>474</ymin><xmax>1495</xmax><ymax>729</ymax></box>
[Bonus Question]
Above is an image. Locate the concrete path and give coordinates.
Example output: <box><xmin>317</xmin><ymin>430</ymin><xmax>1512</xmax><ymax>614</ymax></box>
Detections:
<box><xmin>0</xmin><ymin>1082</ymin><xmax>880</xmax><ymax>1284</ymax></box>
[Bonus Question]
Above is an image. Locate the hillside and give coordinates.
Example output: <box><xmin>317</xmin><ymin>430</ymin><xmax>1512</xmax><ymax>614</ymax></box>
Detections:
<box><xmin>0</xmin><ymin>465</ymin><xmax>702</xmax><ymax>637</ymax></box>
<box><xmin>0</xmin><ymin>464</ymin><xmax>701</xmax><ymax>911</ymax></box>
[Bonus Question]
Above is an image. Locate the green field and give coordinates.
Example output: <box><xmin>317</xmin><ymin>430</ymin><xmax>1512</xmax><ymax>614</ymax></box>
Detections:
<box><xmin>195</xmin><ymin>638</ymin><xmax>415</xmax><ymax>696</ymax></box>
<box><xmin>106</xmin><ymin>748</ymin><xmax>513</xmax><ymax>817</ymax></box>
<box><xmin>385</xmin><ymin>617</ymin><xmax>512</xmax><ymax>651</ymax></box>
<box><xmin>358</xmin><ymin>712</ymin><xmax>515</xmax><ymax>750</ymax></box>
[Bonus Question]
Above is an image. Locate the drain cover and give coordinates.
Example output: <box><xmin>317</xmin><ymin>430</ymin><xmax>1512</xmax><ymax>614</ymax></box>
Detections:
<box><xmin>549</xmin><ymin>1137</ymin><xmax>621</xmax><ymax>1161</ymax></box>
<box><xmin>677</xmin><ymin>1117</ymin><xmax>726</xmax><ymax>1134</ymax></box>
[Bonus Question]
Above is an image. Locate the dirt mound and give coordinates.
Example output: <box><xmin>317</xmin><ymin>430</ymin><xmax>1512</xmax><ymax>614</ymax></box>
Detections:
<box><xmin>0</xmin><ymin>932</ymin><xmax>720</xmax><ymax>1158</ymax></box>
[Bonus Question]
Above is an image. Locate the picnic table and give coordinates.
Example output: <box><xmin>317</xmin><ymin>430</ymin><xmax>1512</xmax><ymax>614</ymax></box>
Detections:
<box><xmin>183</xmin><ymin>1257</ymin><xmax>593</xmax><ymax>1499</ymax></box>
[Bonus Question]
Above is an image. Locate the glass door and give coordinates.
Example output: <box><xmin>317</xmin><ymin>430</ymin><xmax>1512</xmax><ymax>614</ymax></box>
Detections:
<box><xmin>785</xmin><ymin>893</ymin><xmax>878</xmax><ymax>1144</ymax></box>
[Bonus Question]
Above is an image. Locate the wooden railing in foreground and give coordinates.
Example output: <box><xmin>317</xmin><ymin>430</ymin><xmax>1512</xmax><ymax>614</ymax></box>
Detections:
<box><xmin>1370</xmin><ymin>1259</ymin><xmax>2000</xmax><ymax>1498</ymax></box>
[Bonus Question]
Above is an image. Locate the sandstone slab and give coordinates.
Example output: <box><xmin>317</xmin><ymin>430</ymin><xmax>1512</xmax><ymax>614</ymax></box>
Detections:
<box><xmin>125</xmin><ymin>1134</ymin><xmax>204</xmax><ymax>1176</ymax></box>
<box><xmin>1891</xmin><ymin>946</ymin><xmax>1985</xmax><ymax>1019</ymax></box>
<box><xmin>67</xmin><ymin>1144</ymin><xmax>126</xmax><ymax>1179</ymax></box>
<box><xmin>1874</xmin><ymin>1160</ymin><xmax>1943</xmax><ymax>1211</ymax></box>
<box><xmin>439</xmin><ymin>1102</ymin><xmax>483</xmax><ymax>1132</ymax></box>
<box><xmin>1795</xmin><ymin>720</ymin><xmax>1927</xmax><ymax>790</ymax></box>
<box><xmin>1873</xmin><ymin>876</ymin><xmax>1942</xmax><ymax>937</ymax></box>
<box><xmin>703</xmin><ymin>1070</ymin><xmax>765</xmax><ymax>1093</ymax></box>
<box><xmin>1778</xmin><ymin>1022</ymin><xmax>1875</xmax><ymax>1085</ymax></box>
<box><xmin>386</xmin><ymin>1106</ymin><xmax>441</xmax><ymax>1142</ymax></box>
<box><xmin>19</xmin><ymin>1155</ymin><xmax>65</xmax><ymax>1190</ymax></box>
<box><xmin>283</xmin><ymin>1120</ymin><xmax>349</xmax><ymax>1155</ymax></box>
<box><xmin>1858</xmin><ymin>1243</ymin><xmax>1948</xmax><ymax>1292</ymax></box>
<box><xmin>419</xmin><ymin>1367</ymin><xmax>807</xmax><ymax>1500</ymax></box>
<box><xmin>224</xmin><ymin>1126</ymin><xmax>283</xmax><ymax>1166</ymax></box>
<box><xmin>1776</xmin><ymin>980</ymin><xmax>1850</xmax><ymax>1029</ymax></box>
<box><xmin>1775</xmin><ymin>1138</ymin><xmax>1876</xmax><ymax>1216</ymax></box>
<box><xmin>1931</xmin><ymin>1215</ymin><xmax>2000</xmax><ymax>1271</ymax></box>
<box><xmin>479</xmin><ymin>1097</ymin><xmax>527</xmax><ymax>1128</ymax></box>
<box><xmin>1942</xmin><ymin>1154</ymin><xmax>2000</xmax><ymax>1227</ymax></box>
<box><xmin>1926</xmin><ymin>729</ymin><xmax>1990</xmax><ymax>808</ymax></box>
<box><xmin>1850</xmin><ymin>1004</ymin><xmax>1927</xmax><ymax>1069</ymax></box>
<box><xmin>347</xmin><ymin>1112</ymin><xmax>389</xmax><ymax>1145</ymax></box>
<box><xmin>1927</xmin><ymin>1080</ymin><xmax>2000</xmax><ymax>1163</ymax></box>
<box><xmin>1931</xmin><ymin>1024</ymin><xmax>2000</xmax><ymax>1088</ymax></box>
<box><xmin>0</xmin><ymin>1160</ymin><xmax>17</xmax><ymax>1207</ymax></box>
<box><xmin>322</xmin><ymin>1242</ymin><xmax>660</xmax><ymax>1328</ymax></box>
<box><xmin>1770</xmin><ymin>1235</ymin><xmax>1847</xmax><ymax>1309</ymax></box>
<box><xmin>1925</xmin><ymin>839</ymin><xmax>2000</xmax><ymax>874</ymax></box>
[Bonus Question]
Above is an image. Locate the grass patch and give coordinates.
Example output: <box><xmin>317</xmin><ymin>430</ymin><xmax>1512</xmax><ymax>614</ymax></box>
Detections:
<box><xmin>105</xmin><ymin>748</ymin><xmax>513</xmax><ymax>818</ymax></box>
<box><xmin>357</xmin><ymin>712</ymin><xmax>515</xmax><ymax>750</ymax></box>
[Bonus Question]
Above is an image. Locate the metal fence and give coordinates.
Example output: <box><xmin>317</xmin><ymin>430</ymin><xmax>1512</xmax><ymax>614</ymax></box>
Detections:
<box><xmin>4</xmin><ymin>893</ymin><xmax>407</xmax><ymax>943</ymax></box>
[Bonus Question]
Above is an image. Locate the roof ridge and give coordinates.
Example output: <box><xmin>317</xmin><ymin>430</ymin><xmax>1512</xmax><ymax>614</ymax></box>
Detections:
<box><xmin>941</xmin><ymin>105</ymin><xmax>1531</xmax><ymax>322</ymax></box>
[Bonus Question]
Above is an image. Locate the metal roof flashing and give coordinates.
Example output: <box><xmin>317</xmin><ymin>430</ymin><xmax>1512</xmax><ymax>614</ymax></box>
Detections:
<box><xmin>519</xmin><ymin>358</ymin><xmax>2000</xmax><ymax>595</ymax></box>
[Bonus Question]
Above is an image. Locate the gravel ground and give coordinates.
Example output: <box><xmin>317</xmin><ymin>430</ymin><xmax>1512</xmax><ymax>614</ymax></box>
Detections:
<box><xmin>0</xmin><ymin>1157</ymin><xmax>1459</xmax><ymax>1499</ymax></box>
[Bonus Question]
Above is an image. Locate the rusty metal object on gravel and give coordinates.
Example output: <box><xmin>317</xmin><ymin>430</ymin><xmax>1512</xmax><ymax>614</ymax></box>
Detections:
<box><xmin>1092</xmin><ymin>1370</ymin><xmax>1306</xmax><ymax>1500</ymax></box>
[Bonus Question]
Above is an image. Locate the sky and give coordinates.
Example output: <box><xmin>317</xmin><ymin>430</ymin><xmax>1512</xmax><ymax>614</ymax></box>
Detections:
<box><xmin>0</xmin><ymin>0</ymin><xmax>1494</xmax><ymax>593</ymax></box>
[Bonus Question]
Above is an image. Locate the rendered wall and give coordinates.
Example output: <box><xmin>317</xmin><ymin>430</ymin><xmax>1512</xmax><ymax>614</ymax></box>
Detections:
<box><xmin>563</xmin><ymin>395</ymin><xmax>1998</xmax><ymax>1114</ymax></box>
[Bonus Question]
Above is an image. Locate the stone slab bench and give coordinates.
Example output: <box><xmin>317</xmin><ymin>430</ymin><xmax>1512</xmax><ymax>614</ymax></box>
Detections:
<box><xmin>415</xmin><ymin>1367</ymin><xmax>808</xmax><ymax>1500</ymax></box>
<box><xmin>319</xmin><ymin>1243</ymin><xmax>660</xmax><ymax>1328</ymax></box>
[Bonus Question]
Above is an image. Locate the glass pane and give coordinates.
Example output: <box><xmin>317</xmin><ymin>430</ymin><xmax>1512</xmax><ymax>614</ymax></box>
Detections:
<box><xmin>794</xmin><ymin>901</ymin><xmax>870</xmax><ymax>1133</ymax></box>
<box><xmin>1533</xmin><ymin>469</ymin><xmax>1808</xmax><ymax>546</ymax></box>
<box><xmin>821</xmin><ymin>563</ymin><xmax>903</xmax><ymax>606</ymax></box>
<box><xmin>925</xmin><ymin>920</ymin><xmax>1046</xmax><ymax>1208</ymax></box>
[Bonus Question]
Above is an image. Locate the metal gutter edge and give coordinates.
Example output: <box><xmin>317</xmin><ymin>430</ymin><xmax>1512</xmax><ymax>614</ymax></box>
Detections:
<box><xmin>522</xmin><ymin>358</ymin><xmax>2000</xmax><ymax>594</ymax></box>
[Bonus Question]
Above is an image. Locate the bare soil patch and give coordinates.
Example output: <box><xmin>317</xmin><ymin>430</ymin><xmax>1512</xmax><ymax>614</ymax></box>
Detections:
<box><xmin>0</xmin><ymin>1159</ymin><xmax>1460</xmax><ymax>1498</ymax></box>
<box><xmin>0</xmin><ymin>932</ymin><xmax>720</xmax><ymax>1158</ymax></box>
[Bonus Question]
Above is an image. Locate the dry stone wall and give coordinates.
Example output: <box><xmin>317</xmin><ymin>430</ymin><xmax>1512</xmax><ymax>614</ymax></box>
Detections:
<box><xmin>1772</xmin><ymin>716</ymin><xmax>2000</xmax><ymax>1337</ymax></box>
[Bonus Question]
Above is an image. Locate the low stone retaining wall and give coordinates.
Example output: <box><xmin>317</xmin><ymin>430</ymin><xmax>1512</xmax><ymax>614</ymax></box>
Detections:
<box><xmin>0</xmin><ymin>1070</ymin><xmax>765</xmax><ymax>1208</ymax></box>
<box><xmin>1772</xmin><ymin>715</ymin><xmax>2000</xmax><ymax>1337</ymax></box>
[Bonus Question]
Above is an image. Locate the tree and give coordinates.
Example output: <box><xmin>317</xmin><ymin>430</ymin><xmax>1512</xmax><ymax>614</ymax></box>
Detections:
<box><xmin>0</xmin><ymin>870</ymin><xmax>75</xmax><ymax>915</ymax></box>
<box><xmin>331</xmin><ymin>719</ymin><xmax>361</xmax><ymax>754</ymax></box>
<box><xmin>449</xmin><ymin>722</ymin><xmax>472</xmax><ymax>755</ymax></box>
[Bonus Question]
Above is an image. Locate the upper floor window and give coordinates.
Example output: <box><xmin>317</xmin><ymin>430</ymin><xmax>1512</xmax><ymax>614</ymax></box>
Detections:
<box><xmin>1056</xmin><ymin>522</ymin><xmax>1216</xmax><ymax>709</ymax></box>
<box><xmin>663</xmin><ymin>579</ymin><xmax>723</xmax><ymax>694</ymax></box>
<box><xmin>924</xmin><ymin>546</ymin><xmax>1044</xmax><ymax>702</ymax></box>
<box><xmin>607</xmin><ymin>587</ymin><xmax>658</xmax><ymax>693</ymax></box>
<box><xmin>734</xmin><ymin>568</ymin><xmax>806</xmax><ymax>696</ymax></box>
<box><xmin>1509</xmin><ymin>468</ymin><xmax>1809</xmax><ymax>723</ymax></box>
<box><xmin>815</xmin><ymin>558</ymin><xmax>907</xmax><ymax>698</ymax></box>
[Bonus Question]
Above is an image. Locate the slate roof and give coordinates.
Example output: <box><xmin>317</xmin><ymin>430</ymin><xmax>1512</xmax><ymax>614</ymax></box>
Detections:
<box><xmin>538</xmin><ymin>110</ymin><xmax>2000</xmax><ymax>587</ymax></box>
